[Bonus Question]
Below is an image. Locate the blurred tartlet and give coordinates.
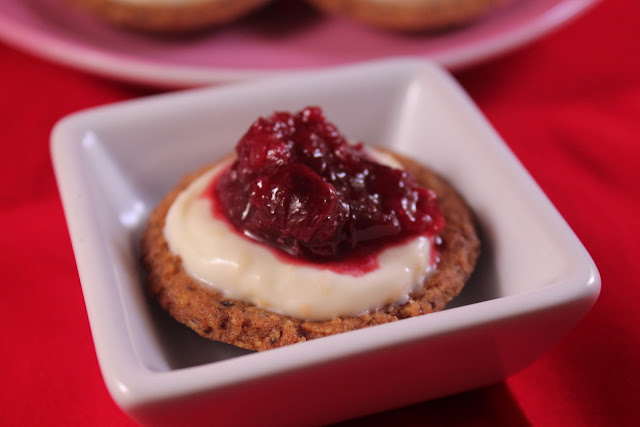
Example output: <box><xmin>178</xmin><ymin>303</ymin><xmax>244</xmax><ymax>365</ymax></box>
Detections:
<box><xmin>305</xmin><ymin>0</ymin><xmax>513</xmax><ymax>31</ymax></box>
<box><xmin>68</xmin><ymin>0</ymin><xmax>272</xmax><ymax>32</ymax></box>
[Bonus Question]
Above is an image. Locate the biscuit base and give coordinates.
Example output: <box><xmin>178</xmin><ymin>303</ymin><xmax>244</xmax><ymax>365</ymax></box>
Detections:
<box><xmin>68</xmin><ymin>0</ymin><xmax>271</xmax><ymax>32</ymax></box>
<box><xmin>306</xmin><ymin>0</ymin><xmax>511</xmax><ymax>31</ymax></box>
<box><xmin>141</xmin><ymin>151</ymin><xmax>480</xmax><ymax>351</ymax></box>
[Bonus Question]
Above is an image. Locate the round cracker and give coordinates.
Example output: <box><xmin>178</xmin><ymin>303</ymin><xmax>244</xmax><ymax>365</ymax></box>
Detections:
<box><xmin>141</xmin><ymin>150</ymin><xmax>480</xmax><ymax>351</ymax></box>
<box><xmin>306</xmin><ymin>0</ymin><xmax>511</xmax><ymax>31</ymax></box>
<box><xmin>68</xmin><ymin>0</ymin><xmax>272</xmax><ymax>32</ymax></box>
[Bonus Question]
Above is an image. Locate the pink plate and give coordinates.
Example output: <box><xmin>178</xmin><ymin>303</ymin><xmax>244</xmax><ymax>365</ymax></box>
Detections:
<box><xmin>0</xmin><ymin>0</ymin><xmax>597</xmax><ymax>88</ymax></box>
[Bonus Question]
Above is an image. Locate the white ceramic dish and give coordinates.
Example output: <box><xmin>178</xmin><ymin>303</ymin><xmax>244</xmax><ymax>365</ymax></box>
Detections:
<box><xmin>0</xmin><ymin>0</ymin><xmax>598</xmax><ymax>87</ymax></box>
<box><xmin>51</xmin><ymin>59</ymin><xmax>600</xmax><ymax>425</ymax></box>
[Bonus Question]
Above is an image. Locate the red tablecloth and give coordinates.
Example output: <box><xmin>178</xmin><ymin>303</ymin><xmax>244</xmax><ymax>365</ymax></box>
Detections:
<box><xmin>2</xmin><ymin>0</ymin><xmax>639</xmax><ymax>425</ymax></box>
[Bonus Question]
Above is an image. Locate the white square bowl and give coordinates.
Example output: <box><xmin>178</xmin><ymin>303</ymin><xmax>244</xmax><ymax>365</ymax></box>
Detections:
<box><xmin>51</xmin><ymin>59</ymin><xmax>600</xmax><ymax>426</ymax></box>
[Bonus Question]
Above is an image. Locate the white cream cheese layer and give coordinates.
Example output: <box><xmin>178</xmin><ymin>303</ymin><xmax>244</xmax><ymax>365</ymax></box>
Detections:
<box><xmin>164</xmin><ymin>157</ymin><xmax>433</xmax><ymax>321</ymax></box>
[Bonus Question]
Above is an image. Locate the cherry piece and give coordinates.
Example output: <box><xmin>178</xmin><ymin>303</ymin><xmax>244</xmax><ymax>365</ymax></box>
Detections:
<box><xmin>214</xmin><ymin>107</ymin><xmax>444</xmax><ymax>261</ymax></box>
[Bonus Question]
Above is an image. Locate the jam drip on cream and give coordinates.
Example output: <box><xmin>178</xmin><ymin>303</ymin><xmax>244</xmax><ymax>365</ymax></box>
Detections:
<box><xmin>214</xmin><ymin>106</ymin><xmax>445</xmax><ymax>261</ymax></box>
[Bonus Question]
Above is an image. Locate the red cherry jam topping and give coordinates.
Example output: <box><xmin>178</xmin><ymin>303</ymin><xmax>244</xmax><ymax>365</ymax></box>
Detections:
<box><xmin>214</xmin><ymin>107</ymin><xmax>445</xmax><ymax>261</ymax></box>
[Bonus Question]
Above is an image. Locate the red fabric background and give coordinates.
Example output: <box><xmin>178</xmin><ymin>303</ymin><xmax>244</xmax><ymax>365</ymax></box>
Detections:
<box><xmin>1</xmin><ymin>0</ymin><xmax>639</xmax><ymax>425</ymax></box>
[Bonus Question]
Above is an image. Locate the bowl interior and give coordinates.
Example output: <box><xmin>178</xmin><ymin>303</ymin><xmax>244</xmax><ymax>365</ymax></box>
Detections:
<box><xmin>56</xmin><ymin>60</ymin><xmax>587</xmax><ymax>373</ymax></box>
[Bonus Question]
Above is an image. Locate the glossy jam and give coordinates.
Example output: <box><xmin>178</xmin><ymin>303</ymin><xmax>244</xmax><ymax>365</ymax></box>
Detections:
<box><xmin>213</xmin><ymin>106</ymin><xmax>445</xmax><ymax>262</ymax></box>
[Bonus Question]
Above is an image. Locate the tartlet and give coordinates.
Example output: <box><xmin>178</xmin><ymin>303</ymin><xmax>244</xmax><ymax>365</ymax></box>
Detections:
<box><xmin>141</xmin><ymin>140</ymin><xmax>480</xmax><ymax>350</ymax></box>
<box><xmin>305</xmin><ymin>0</ymin><xmax>512</xmax><ymax>31</ymax></box>
<box><xmin>68</xmin><ymin>0</ymin><xmax>272</xmax><ymax>32</ymax></box>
